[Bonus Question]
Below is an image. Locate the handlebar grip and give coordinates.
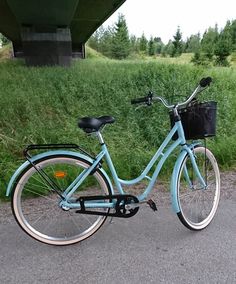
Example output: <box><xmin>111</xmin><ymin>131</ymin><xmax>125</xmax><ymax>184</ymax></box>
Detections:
<box><xmin>199</xmin><ymin>77</ymin><xmax>212</xmax><ymax>87</ymax></box>
<box><xmin>131</xmin><ymin>96</ymin><xmax>148</xmax><ymax>104</ymax></box>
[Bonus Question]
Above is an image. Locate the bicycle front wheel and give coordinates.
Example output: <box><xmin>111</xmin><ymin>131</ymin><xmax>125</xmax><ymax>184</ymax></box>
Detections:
<box><xmin>177</xmin><ymin>146</ymin><xmax>220</xmax><ymax>230</ymax></box>
<box><xmin>11</xmin><ymin>155</ymin><xmax>112</xmax><ymax>245</ymax></box>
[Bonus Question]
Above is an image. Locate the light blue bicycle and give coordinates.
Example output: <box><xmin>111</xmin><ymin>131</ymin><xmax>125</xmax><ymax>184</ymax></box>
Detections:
<box><xmin>7</xmin><ymin>77</ymin><xmax>220</xmax><ymax>245</ymax></box>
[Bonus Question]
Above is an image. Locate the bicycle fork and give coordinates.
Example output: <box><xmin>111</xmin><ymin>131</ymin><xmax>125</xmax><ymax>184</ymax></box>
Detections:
<box><xmin>183</xmin><ymin>149</ymin><xmax>207</xmax><ymax>190</ymax></box>
<box><xmin>171</xmin><ymin>145</ymin><xmax>207</xmax><ymax>214</ymax></box>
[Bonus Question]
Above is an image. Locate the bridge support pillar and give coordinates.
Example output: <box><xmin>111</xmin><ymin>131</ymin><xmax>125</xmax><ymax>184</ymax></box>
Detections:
<box><xmin>21</xmin><ymin>27</ymin><xmax>72</xmax><ymax>66</ymax></box>
<box><xmin>72</xmin><ymin>43</ymin><xmax>85</xmax><ymax>59</ymax></box>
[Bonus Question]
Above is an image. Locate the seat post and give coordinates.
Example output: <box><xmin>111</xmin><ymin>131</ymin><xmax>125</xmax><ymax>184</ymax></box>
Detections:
<box><xmin>96</xmin><ymin>131</ymin><xmax>105</xmax><ymax>145</ymax></box>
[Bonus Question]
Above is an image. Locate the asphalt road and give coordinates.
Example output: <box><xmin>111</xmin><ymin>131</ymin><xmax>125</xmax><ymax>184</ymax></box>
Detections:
<box><xmin>0</xmin><ymin>187</ymin><xmax>235</xmax><ymax>284</ymax></box>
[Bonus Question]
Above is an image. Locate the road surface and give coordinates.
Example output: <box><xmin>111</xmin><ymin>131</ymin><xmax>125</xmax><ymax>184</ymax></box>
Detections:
<box><xmin>0</xmin><ymin>171</ymin><xmax>235</xmax><ymax>284</ymax></box>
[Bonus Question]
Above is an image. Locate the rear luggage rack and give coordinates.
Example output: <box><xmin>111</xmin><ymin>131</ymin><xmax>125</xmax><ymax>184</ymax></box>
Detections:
<box><xmin>23</xmin><ymin>144</ymin><xmax>95</xmax><ymax>160</ymax></box>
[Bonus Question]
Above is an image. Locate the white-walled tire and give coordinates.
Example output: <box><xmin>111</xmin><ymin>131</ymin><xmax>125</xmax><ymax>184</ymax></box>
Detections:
<box><xmin>11</xmin><ymin>155</ymin><xmax>111</xmax><ymax>245</ymax></box>
<box><xmin>177</xmin><ymin>147</ymin><xmax>220</xmax><ymax>230</ymax></box>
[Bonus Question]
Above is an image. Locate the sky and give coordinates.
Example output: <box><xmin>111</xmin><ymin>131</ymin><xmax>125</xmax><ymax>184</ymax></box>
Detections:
<box><xmin>104</xmin><ymin>0</ymin><xmax>236</xmax><ymax>44</ymax></box>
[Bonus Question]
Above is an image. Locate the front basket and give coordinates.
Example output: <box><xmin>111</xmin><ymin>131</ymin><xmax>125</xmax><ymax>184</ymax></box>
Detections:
<box><xmin>170</xmin><ymin>101</ymin><xmax>217</xmax><ymax>140</ymax></box>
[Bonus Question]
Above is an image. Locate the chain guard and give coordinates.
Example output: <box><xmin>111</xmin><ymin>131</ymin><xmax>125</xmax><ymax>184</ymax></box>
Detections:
<box><xmin>75</xmin><ymin>194</ymin><xmax>139</xmax><ymax>218</ymax></box>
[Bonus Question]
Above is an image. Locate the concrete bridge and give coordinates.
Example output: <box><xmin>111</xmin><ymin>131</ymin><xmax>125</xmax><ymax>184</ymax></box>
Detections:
<box><xmin>0</xmin><ymin>0</ymin><xmax>126</xmax><ymax>66</ymax></box>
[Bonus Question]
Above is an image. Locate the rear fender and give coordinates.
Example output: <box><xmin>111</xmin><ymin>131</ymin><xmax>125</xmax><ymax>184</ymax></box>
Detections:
<box><xmin>6</xmin><ymin>150</ymin><xmax>113</xmax><ymax>196</ymax></box>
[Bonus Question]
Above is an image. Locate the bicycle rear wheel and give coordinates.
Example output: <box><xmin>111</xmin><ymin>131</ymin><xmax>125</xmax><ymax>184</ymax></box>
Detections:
<box><xmin>177</xmin><ymin>146</ymin><xmax>220</xmax><ymax>230</ymax></box>
<box><xmin>11</xmin><ymin>155</ymin><xmax>111</xmax><ymax>245</ymax></box>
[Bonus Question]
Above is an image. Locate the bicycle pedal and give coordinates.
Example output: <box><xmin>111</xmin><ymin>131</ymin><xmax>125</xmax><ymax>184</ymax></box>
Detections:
<box><xmin>147</xmin><ymin>199</ymin><xmax>157</xmax><ymax>211</ymax></box>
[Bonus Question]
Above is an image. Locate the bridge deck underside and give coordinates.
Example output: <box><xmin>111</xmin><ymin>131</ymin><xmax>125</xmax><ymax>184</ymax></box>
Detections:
<box><xmin>0</xmin><ymin>0</ymin><xmax>125</xmax><ymax>62</ymax></box>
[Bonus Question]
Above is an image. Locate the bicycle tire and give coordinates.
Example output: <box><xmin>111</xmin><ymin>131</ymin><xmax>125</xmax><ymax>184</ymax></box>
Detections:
<box><xmin>11</xmin><ymin>154</ymin><xmax>112</xmax><ymax>246</ymax></box>
<box><xmin>176</xmin><ymin>146</ymin><xmax>220</xmax><ymax>230</ymax></box>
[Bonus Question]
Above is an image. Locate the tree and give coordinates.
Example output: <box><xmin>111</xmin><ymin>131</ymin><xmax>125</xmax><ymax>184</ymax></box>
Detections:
<box><xmin>185</xmin><ymin>33</ymin><xmax>201</xmax><ymax>53</ymax></box>
<box><xmin>160</xmin><ymin>44</ymin><xmax>167</xmax><ymax>57</ymax></box>
<box><xmin>191</xmin><ymin>51</ymin><xmax>209</xmax><ymax>66</ymax></box>
<box><xmin>130</xmin><ymin>35</ymin><xmax>139</xmax><ymax>54</ymax></box>
<box><xmin>228</xmin><ymin>20</ymin><xmax>236</xmax><ymax>51</ymax></box>
<box><xmin>148</xmin><ymin>37</ymin><xmax>155</xmax><ymax>56</ymax></box>
<box><xmin>154</xmin><ymin>37</ymin><xmax>164</xmax><ymax>54</ymax></box>
<box><xmin>139</xmin><ymin>33</ymin><xmax>148</xmax><ymax>54</ymax></box>
<box><xmin>214</xmin><ymin>22</ymin><xmax>233</xmax><ymax>66</ymax></box>
<box><xmin>99</xmin><ymin>26</ymin><xmax>114</xmax><ymax>57</ymax></box>
<box><xmin>0</xmin><ymin>33</ymin><xmax>10</xmax><ymax>46</ymax></box>
<box><xmin>165</xmin><ymin>40</ymin><xmax>175</xmax><ymax>57</ymax></box>
<box><xmin>172</xmin><ymin>27</ymin><xmax>183</xmax><ymax>57</ymax></box>
<box><xmin>88</xmin><ymin>25</ymin><xmax>114</xmax><ymax>57</ymax></box>
<box><xmin>88</xmin><ymin>27</ymin><xmax>103</xmax><ymax>51</ymax></box>
<box><xmin>111</xmin><ymin>14</ymin><xmax>130</xmax><ymax>59</ymax></box>
<box><xmin>201</xmin><ymin>25</ymin><xmax>219</xmax><ymax>60</ymax></box>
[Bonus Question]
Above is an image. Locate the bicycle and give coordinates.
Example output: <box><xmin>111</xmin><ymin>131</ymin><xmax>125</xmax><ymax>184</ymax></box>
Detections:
<box><xmin>6</xmin><ymin>77</ymin><xmax>220</xmax><ymax>246</ymax></box>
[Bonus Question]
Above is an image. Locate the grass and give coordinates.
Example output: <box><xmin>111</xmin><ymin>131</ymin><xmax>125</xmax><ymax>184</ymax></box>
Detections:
<box><xmin>0</xmin><ymin>44</ymin><xmax>12</xmax><ymax>60</ymax></box>
<box><xmin>85</xmin><ymin>45</ymin><xmax>107</xmax><ymax>59</ymax></box>
<box><xmin>0</xmin><ymin>52</ymin><xmax>236</xmax><ymax>200</ymax></box>
<box><xmin>154</xmin><ymin>53</ymin><xmax>194</xmax><ymax>65</ymax></box>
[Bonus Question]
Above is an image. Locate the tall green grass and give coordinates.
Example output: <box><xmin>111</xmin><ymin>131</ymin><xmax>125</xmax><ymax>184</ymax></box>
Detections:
<box><xmin>0</xmin><ymin>58</ymin><xmax>236</xmax><ymax>199</ymax></box>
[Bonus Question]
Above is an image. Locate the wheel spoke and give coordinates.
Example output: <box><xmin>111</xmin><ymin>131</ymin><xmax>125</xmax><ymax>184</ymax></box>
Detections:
<box><xmin>177</xmin><ymin>147</ymin><xmax>220</xmax><ymax>230</ymax></box>
<box><xmin>20</xmin><ymin>185</ymin><xmax>56</xmax><ymax>201</ymax></box>
<box><xmin>12</xmin><ymin>156</ymin><xmax>110</xmax><ymax>245</ymax></box>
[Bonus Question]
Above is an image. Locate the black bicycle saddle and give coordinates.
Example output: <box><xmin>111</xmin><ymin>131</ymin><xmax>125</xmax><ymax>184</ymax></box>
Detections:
<box><xmin>78</xmin><ymin>116</ymin><xmax>115</xmax><ymax>133</ymax></box>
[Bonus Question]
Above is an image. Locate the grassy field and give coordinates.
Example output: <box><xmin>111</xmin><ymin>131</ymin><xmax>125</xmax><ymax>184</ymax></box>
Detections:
<box><xmin>0</xmin><ymin>46</ymin><xmax>236</xmax><ymax>199</ymax></box>
<box><xmin>0</xmin><ymin>44</ymin><xmax>13</xmax><ymax>60</ymax></box>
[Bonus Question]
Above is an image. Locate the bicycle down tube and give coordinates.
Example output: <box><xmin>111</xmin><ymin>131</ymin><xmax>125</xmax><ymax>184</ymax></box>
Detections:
<box><xmin>60</xmin><ymin>120</ymin><xmax>204</xmax><ymax>210</ymax></box>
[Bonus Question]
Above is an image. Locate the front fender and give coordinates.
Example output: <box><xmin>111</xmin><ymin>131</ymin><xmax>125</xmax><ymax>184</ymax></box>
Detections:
<box><xmin>6</xmin><ymin>150</ymin><xmax>113</xmax><ymax>196</ymax></box>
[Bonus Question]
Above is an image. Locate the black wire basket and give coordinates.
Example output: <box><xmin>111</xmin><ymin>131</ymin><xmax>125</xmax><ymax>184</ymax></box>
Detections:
<box><xmin>170</xmin><ymin>101</ymin><xmax>217</xmax><ymax>140</ymax></box>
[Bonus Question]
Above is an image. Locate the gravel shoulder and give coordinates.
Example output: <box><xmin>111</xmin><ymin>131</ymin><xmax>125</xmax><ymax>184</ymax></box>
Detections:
<box><xmin>0</xmin><ymin>170</ymin><xmax>235</xmax><ymax>224</ymax></box>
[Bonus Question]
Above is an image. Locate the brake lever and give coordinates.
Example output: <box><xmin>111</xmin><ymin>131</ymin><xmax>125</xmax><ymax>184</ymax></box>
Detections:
<box><xmin>147</xmin><ymin>91</ymin><xmax>153</xmax><ymax>106</ymax></box>
<box><xmin>134</xmin><ymin>91</ymin><xmax>153</xmax><ymax>110</ymax></box>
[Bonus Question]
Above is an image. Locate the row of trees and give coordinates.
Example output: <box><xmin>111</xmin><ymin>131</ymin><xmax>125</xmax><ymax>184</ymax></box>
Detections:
<box><xmin>88</xmin><ymin>14</ymin><xmax>236</xmax><ymax>66</ymax></box>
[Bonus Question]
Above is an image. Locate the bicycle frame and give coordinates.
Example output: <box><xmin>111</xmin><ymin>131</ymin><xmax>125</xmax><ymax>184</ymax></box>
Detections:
<box><xmin>6</xmin><ymin>77</ymin><xmax>219</xmax><ymax>246</ymax></box>
<box><xmin>6</xmin><ymin>80</ymin><xmax>213</xmax><ymax>213</ymax></box>
<box><xmin>59</xmin><ymin>119</ymin><xmax>205</xmax><ymax>210</ymax></box>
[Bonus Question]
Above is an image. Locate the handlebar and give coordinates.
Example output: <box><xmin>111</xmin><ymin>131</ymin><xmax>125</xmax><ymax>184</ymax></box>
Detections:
<box><xmin>131</xmin><ymin>77</ymin><xmax>212</xmax><ymax>109</ymax></box>
<box><xmin>199</xmin><ymin>77</ymin><xmax>212</xmax><ymax>87</ymax></box>
<box><xmin>131</xmin><ymin>91</ymin><xmax>153</xmax><ymax>105</ymax></box>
